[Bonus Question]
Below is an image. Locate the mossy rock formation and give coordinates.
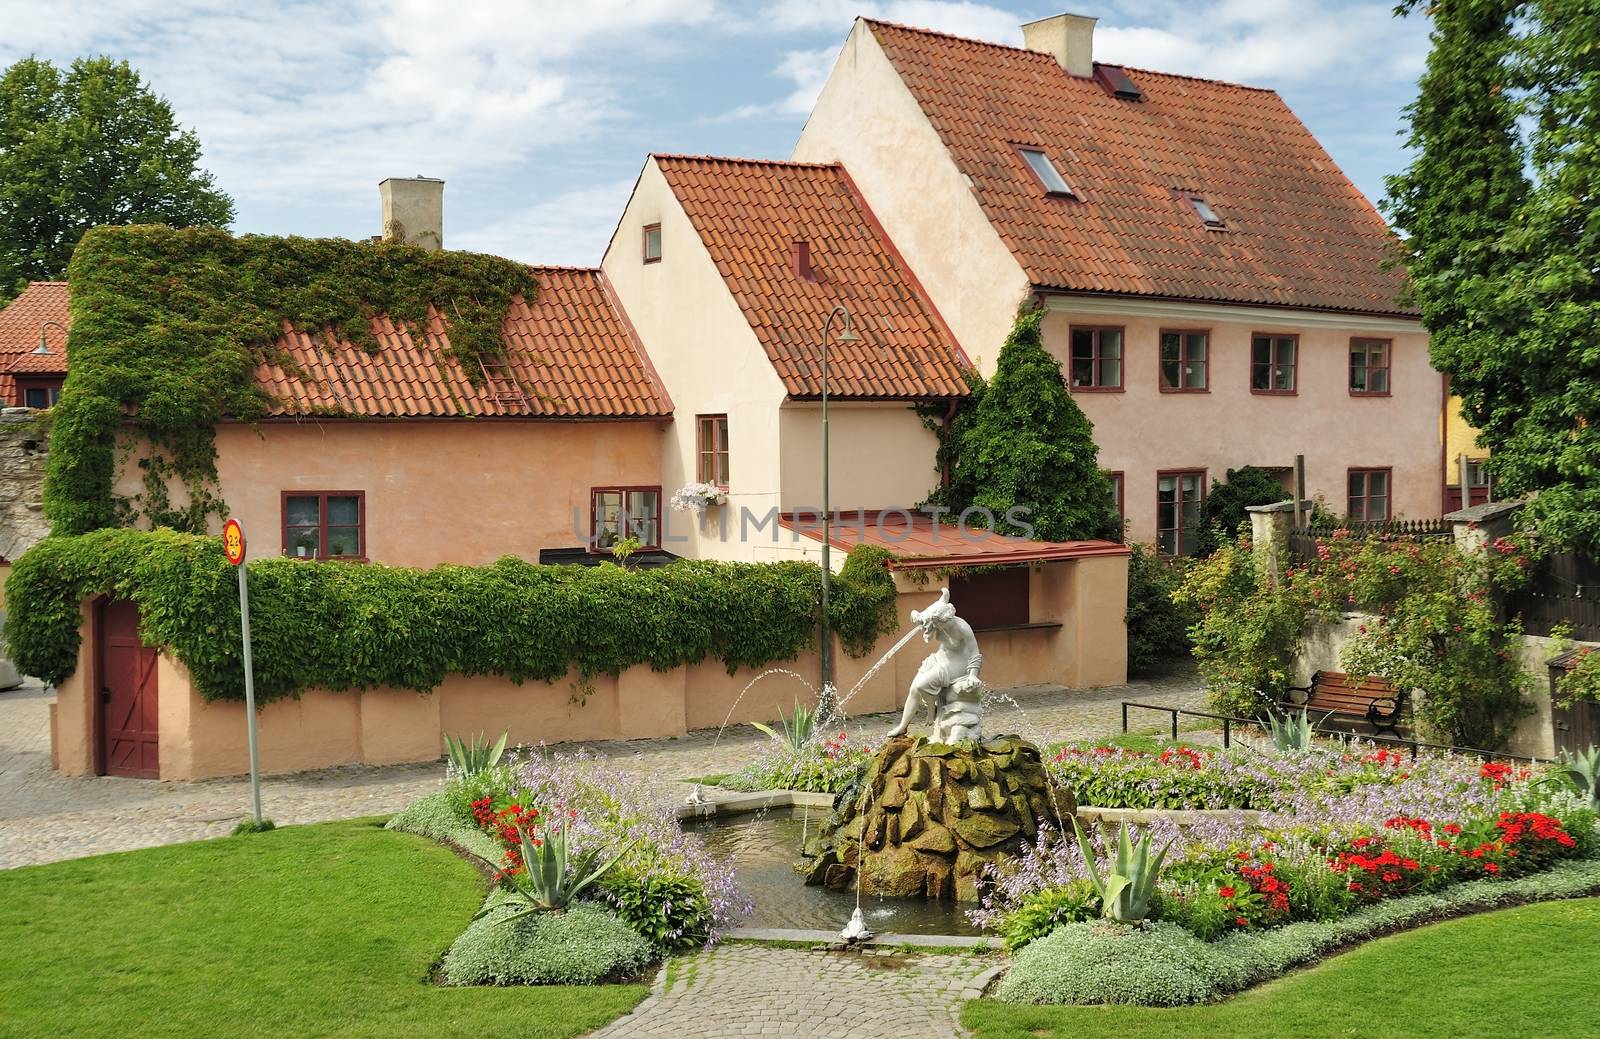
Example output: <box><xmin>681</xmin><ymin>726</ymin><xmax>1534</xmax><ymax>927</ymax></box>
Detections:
<box><xmin>801</xmin><ymin>735</ymin><xmax>1075</xmax><ymax>901</ymax></box>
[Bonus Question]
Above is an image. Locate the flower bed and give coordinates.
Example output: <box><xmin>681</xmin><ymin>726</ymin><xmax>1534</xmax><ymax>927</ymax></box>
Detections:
<box><xmin>717</xmin><ymin>728</ymin><xmax>875</xmax><ymax>794</ymax></box>
<box><xmin>980</xmin><ymin>738</ymin><xmax>1599</xmax><ymax>1004</ymax></box>
<box><xmin>388</xmin><ymin>746</ymin><xmax>751</xmax><ymax>986</ymax></box>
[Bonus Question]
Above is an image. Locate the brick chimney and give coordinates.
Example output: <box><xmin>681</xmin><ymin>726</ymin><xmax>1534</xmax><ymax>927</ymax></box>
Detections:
<box><xmin>379</xmin><ymin>176</ymin><xmax>444</xmax><ymax>250</ymax></box>
<box><xmin>1021</xmin><ymin>13</ymin><xmax>1096</xmax><ymax>78</ymax></box>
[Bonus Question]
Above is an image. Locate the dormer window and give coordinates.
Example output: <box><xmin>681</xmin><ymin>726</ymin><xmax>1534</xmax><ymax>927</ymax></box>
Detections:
<box><xmin>1186</xmin><ymin>194</ymin><xmax>1226</xmax><ymax>230</ymax></box>
<box><xmin>1018</xmin><ymin>147</ymin><xmax>1075</xmax><ymax>198</ymax></box>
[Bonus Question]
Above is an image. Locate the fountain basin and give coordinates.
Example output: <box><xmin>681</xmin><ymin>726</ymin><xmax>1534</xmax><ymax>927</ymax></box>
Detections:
<box><xmin>686</xmin><ymin>807</ymin><xmax>985</xmax><ymax>936</ymax></box>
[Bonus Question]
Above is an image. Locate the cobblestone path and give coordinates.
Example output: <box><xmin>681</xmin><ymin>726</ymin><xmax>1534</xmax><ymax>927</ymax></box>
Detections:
<box><xmin>589</xmin><ymin>944</ymin><xmax>1002</xmax><ymax>1039</ymax></box>
<box><xmin>0</xmin><ymin>669</ymin><xmax>1204</xmax><ymax>869</ymax></box>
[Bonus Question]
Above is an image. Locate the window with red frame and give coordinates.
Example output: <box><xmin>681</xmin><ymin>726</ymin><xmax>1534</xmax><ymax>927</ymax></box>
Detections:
<box><xmin>642</xmin><ymin>223</ymin><xmax>662</xmax><ymax>263</ymax></box>
<box><xmin>1107</xmin><ymin>471</ymin><xmax>1125</xmax><ymax>531</ymax></box>
<box><xmin>592</xmin><ymin>487</ymin><xmax>660</xmax><ymax>550</ymax></box>
<box><xmin>1159</xmin><ymin>330</ymin><xmax>1208</xmax><ymax>391</ymax></box>
<box><xmin>1070</xmin><ymin>327</ymin><xmax>1123</xmax><ymax>389</ymax></box>
<box><xmin>20</xmin><ymin>381</ymin><xmax>62</xmax><ymax>408</ymax></box>
<box><xmin>697</xmin><ymin>414</ymin><xmax>729</xmax><ymax>486</ymax></box>
<box><xmin>1347</xmin><ymin>468</ymin><xmax>1391</xmax><ymax>521</ymax></box>
<box><xmin>1350</xmin><ymin>338</ymin><xmax>1391</xmax><ymax>395</ymax></box>
<box><xmin>1251</xmin><ymin>334</ymin><xmax>1297</xmax><ymax>393</ymax></box>
<box><xmin>283</xmin><ymin>492</ymin><xmax>363</xmax><ymax>559</ymax></box>
<box><xmin>1157</xmin><ymin>471</ymin><xmax>1205</xmax><ymax>556</ymax></box>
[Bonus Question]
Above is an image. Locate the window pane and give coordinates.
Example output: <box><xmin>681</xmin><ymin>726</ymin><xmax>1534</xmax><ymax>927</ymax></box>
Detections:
<box><xmin>23</xmin><ymin>388</ymin><xmax>46</xmax><ymax>408</ymax></box>
<box><xmin>626</xmin><ymin>490</ymin><xmax>659</xmax><ymax>545</ymax></box>
<box><xmin>1157</xmin><ymin>529</ymin><xmax>1176</xmax><ymax>555</ymax></box>
<box><xmin>1348</xmin><ymin>471</ymin><xmax>1365</xmax><ymax>497</ymax></box>
<box><xmin>1369</xmin><ymin>471</ymin><xmax>1388</xmax><ymax>497</ymax></box>
<box><xmin>287</xmin><ymin>527</ymin><xmax>320</xmax><ymax>558</ymax></box>
<box><xmin>1161</xmin><ymin>358</ymin><xmax>1181</xmax><ymax>389</ymax></box>
<box><xmin>1160</xmin><ymin>333</ymin><xmax>1181</xmax><ymax>364</ymax></box>
<box><xmin>327</xmin><ymin>495</ymin><xmax>360</xmax><ymax>525</ymax></box>
<box><xmin>643</xmin><ymin>225</ymin><xmax>661</xmax><ymax>261</ymax></box>
<box><xmin>1099</xmin><ymin>330</ymin><xmax>1122</xmax><ymax>360</ymax></box>
<box><xmin>1101</xmin><ymin>355</ymin><xmax>1122</xmax><ymax>388</ymax></box>
<box><xmin>326</xmin><ymin>526</ymin><xmax>360</xmax><ymax>557</ymax></box>
<box><xmin>1350</xmin><ymin>363</ymin><xmax>1367</xmax><ymax>392</ymax></box>
<box><xmin>593</xmin><ymin>491</ymin><xmax>622</xmax><ymax>548</ymax></box>
<box><xmin>1020</xmin><ymin>149</ymin><xmax>1072</xmax><ymax>195</ymax></box>
<box><xmin>286</xmin><ymin>495</ymin><xmax>321</xmax><ymax>527</ymax></box>
<box><xmin>1252</xmin><ymin>337</ymin><xmax>1272</xmax><ymax>366</ymax></box>
<box><xmin>1182</xmin><ymin>474</ymin><xmax>1203</xmax><ymax>501</ymax></box>
<box><xmin>1179</xmin><ymin>527</ymin><xmax>1199</xmax><ymax>556</ymax></box>
<box><xmin>1370</xmin><ymin>367</ymin><xmax>1389</xmax><ymax>393</ymax></box>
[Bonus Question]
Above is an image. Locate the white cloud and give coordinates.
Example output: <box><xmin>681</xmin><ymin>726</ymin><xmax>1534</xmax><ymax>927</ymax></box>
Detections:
<box><xmin>451</xmin><ymin>178</ymin><xmax>637</xmax><ymax>266</ymax></box>
<box><xmin>759</xmin><ymin>1</ymin><xmax>1020</xmax><ymax>43</ymax></box>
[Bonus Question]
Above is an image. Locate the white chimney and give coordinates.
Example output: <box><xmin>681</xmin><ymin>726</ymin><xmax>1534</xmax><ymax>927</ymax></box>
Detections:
<box><xmin>379</xmin><ymin>176</ymin><xmax>444</xmax><ymax>250</ymax></box>
<box><xmin>1021</xmin><ymin>13</ymin><xmax>1097</xmax><ymax>78</ymax></box>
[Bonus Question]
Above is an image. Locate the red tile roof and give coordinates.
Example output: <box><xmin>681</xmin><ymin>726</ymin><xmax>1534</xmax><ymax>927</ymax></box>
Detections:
<box><xmin>866</xmin><ymin>20</ymin><xmax>1415</xmax><ymax>317</ymax></box>
<box><xmin>257</xmin><ymin>266</ymin><xmax>671</xmax><ymax>419</ymax></box>
<box><xmin>653</xmin><ymin>155</ymin><xmax>972</xmax><ymax>399</ymax></box>
<box><xmin>1</xmin><ymin>270</ymin><xmax>671</xmax><ymax>420</ymax></box>
<box><xmin>0</xmin><ymin>282</ymin><xmax>69</xmax><ymax>401</ymax></box>
<box><xmin>779</xmin><ymin>510</ymin><xmax>1129</xmax><ymax>569</ymax></box>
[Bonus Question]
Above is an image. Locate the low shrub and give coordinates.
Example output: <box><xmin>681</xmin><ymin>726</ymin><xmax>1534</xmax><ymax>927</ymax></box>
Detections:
<box><xmin>1000</xmin><ymin>878</ymin><xmax>1100</xmax><ymax>950</ymax></box>
<box><xmin>998</xmin><ymin>922</ymin><xmax>1217</xmax><ymax>1007</ymax></box>
<box><xmin>599</xmin><ymin>868</ymin><xmax>713</xmax><ymax>952</ymax></box>
<box><xmin>997</xmin><ymin>855</ymin><xmax>1600</xmax><ymax>1006</ymax></box>
<box><xmin>441</xmin><ymin>899</ymin><xmax>653</xmax><ymax>986</ymax></box>
<box><xmin>1124</xmin><ymin>544</ymin><xmax>1197</xmax><ymax>676</ymax></box>
<box><xmin>385</xmin><ymin>790</ymin><xmax>501</xmax><ymax>863</ymax></box>
<box><xmin>3</xmin><ymin>528</ymin><xmax>898</xmax><ymax>703</ymax></box>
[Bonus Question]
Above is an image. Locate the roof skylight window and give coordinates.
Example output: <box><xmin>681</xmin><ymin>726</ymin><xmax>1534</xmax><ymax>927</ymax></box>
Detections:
<box><xmin>1186</xmin><ymin>194</ymin><xmax>1226</xmax><ymax>230</ymax></box>
<box><xmin>1018</xmin><ymin>147</ymin><xmax>1075</xmax><ymax>198</ymax></box>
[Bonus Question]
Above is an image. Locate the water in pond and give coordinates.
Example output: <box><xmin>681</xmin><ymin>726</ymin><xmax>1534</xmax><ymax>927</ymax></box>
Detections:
<box><xmin>689</xmin><ymin>807</ymin><xmax>984</xmax><ymax>936</ymax></box>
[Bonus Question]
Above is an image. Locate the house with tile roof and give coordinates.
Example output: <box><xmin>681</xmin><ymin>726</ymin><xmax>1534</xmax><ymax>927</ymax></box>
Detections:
<box><xmin>601</xmin><ymin>153</ymin><xmax>974</xmax><ymax>563</ymax></box>
<box><xmin>0</xmin><ymin>281</ymin><xmax>70</xmax><ymax>409</ymax></box>
<box><xmin>793</xmin><ymin>14</ymin><xmax>1443</xmax><ymax>551</ymax></box>
<box><xmin>0</xmin><ymin>199</ymin><xmax>674</xmax><ymax>569</ymax></box>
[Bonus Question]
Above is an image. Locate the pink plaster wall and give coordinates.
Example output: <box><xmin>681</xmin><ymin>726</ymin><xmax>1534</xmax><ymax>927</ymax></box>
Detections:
<box><xmin>1040</xmin><ymin>309</ymin><xmax>1440</xmax><ymax>545</ymax></box>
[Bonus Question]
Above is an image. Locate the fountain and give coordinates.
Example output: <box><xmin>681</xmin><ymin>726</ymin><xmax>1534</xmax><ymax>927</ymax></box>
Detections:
<box><xmin>800</xmin><ymin>589</ymin><xmax>1076</xmax><ymax>907</ymax></box>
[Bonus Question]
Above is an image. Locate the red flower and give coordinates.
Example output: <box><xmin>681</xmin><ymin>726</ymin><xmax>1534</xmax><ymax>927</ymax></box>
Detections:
<box><xmin>1219</xmin><ymin>886</ymin><xmax>1236</xmax><ymax>899</ymax></box>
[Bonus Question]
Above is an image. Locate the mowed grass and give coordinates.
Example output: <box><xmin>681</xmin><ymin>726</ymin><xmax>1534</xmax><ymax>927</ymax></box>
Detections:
<box><xmin>963</xmin><ymin>898</ymin><xmax>1600</xmax><ymax>1039</ymax></box>
<box><xmin>0</xmin><ymin>819</ymin><xmax>647</xmax><ymax>1039</ymax></box>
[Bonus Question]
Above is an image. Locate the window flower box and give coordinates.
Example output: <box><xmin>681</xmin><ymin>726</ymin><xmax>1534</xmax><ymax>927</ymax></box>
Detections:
<box><xmin>670</xmin><ymin>481</ymin><xmax>728</xmax><ymax>513</ymax></box>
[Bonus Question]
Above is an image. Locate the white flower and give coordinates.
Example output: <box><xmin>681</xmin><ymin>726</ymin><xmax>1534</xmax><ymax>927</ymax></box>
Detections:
<box><xmin>670</xmin><ymin>481</ymin><xmax>728</xmax><ymax>512</ymax></box>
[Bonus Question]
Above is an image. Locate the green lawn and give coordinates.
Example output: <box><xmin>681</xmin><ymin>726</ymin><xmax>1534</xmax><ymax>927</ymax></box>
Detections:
<box><xmin>963</xmin><ymin>898</ymin><xmax>1600</xmax><ymax>1039</ymax></box>
<box><xmin>0</xmin><ymin>819</ymin><xmax>647</xmax><ymax>1038</ymax></box>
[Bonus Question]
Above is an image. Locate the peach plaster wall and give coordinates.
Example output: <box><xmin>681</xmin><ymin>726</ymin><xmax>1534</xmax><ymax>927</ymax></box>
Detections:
<box><xmin>112</xmin><ymin>420</ymin><xmax>665</xmax><ymax>568</ymax></box>
<box><xmin>1039</xmin><ymin>306</ymin><xmax>1439</xmax><ymax>545</ymax></box>
<box><xmin>51</xmin><ymin>556</ymin><xmax>1128</xmax><ymax>780</ymax></box>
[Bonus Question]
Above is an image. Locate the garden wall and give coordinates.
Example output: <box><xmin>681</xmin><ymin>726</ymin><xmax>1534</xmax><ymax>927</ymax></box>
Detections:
<box><xmin>50</xmin><ymin>553</ymin><xmax>1128</xmax><ymax>780</ymax></box>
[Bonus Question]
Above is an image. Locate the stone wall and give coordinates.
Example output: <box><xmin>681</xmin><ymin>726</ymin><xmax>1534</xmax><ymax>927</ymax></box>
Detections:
<box><xmin>0</xmin><ymin>408</ymin><xmax>50</xmax><ymax>563</ymax></box>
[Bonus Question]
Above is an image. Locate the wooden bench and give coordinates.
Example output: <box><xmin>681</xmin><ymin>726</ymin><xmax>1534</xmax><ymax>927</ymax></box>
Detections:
<box><xmin>1278</xmin><ymin>671</ymin><xmax>1408</xmax><ymax>737</ymax></box>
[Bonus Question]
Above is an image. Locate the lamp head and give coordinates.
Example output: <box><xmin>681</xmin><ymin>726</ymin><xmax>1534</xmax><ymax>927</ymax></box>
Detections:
<box><xmin>834</xmin><ymin>308</ymin><xmax>862</xmax><ymax>344</ymax></box>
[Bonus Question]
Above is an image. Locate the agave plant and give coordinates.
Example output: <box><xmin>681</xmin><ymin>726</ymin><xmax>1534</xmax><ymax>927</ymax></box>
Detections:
<box><xmin>443</xmin><ymin>730</ymin><xmax>508</xmax><ymax>777</ymax></box>
<box><xmin>1262</xmin><ymin>704</ymin><xmax>1326</xmax><ymax>753</ymax></box>
<box><xmin>482</xmin><ymin>814</ymin><xmax>636</xmax><ymax>923</ymax></box>
<box><xmin>1072</xmin><ymin>819</ymin><xmax>1171</xmax><ymax>925</ymax></box>
<box><xmin>1550</xmin><ymin>745</ymin><xmax>1600</xmax><ymax>810</ymax></box>
<box><xmin>750</xmin><ymin>700</ymin><xmax>820</xmax><ymax>753</ymax></box>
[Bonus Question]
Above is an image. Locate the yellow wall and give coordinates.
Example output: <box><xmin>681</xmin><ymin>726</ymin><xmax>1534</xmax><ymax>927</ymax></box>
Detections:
<box><xmin>1444</xmin><ymin>394</ymin><xmax>1486</xmax><ymax>484</ymax></box>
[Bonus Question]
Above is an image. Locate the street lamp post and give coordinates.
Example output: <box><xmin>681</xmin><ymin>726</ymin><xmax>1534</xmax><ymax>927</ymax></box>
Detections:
<box><xmin>818</xmin><ymin>304</ymin><xmax>861</xmax><ymax>697</ymax></box>
<box><xmin>36</xmin><ymin>320</ymin><xmax>67</xmax><ymax>355</ymax></box>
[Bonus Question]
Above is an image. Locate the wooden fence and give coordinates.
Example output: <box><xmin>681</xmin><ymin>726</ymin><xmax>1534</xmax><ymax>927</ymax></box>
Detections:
<box><xmin>1508</xmin><ymin>552</ymin><xmax>1600</xmax><ymax>641</ymax></box>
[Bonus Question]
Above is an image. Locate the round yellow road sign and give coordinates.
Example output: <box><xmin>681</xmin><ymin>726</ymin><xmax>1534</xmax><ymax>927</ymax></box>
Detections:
<box><xmin>223</xmin><ymin>518</ymin><xmax>246</xmax><ymax>566</ymax></box>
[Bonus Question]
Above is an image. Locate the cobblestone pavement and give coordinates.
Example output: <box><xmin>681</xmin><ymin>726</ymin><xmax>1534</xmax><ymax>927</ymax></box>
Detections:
<box><xmin>0</xmin><ymin>668</ymin><xmax>1204</xmax><ymax>870</ymax></box>
<box><xmin>590</xmin><ymin>944</ymin><xmax>1001</xmax><ymax>1039</ymax></box>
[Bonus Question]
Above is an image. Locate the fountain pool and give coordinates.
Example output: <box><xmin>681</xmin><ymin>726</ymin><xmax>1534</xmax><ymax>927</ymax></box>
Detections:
<box><xmin>687</xmin><ymin>807</ymin><xmax>983</xmax><ymax>936</ymax></box>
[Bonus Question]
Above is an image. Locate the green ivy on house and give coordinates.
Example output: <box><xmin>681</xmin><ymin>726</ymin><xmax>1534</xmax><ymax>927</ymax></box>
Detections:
<box><xmin>3</xmin><ymin>529</ymin><xmax>900</xmax><ymax>704</ymax></box>
<box><xmin>45</xmin><ymin>225</ymin><xmax>540</xmax><ymax>535</ymax></box>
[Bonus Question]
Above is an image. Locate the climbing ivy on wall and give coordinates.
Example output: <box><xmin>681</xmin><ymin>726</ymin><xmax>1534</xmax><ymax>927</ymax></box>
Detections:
<box><xmin>2</xmin><ymin>529</ymin><xmax>900</xmax><ymax>704</ymax></box>
<box><xmin>46</xmin><ymin>225</ymin><xmax>540</xmax><ymax>535</ymax></box>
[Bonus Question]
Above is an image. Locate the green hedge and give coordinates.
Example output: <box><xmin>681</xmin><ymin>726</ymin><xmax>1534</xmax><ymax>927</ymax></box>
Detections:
<box><xmin>3</xmin><ymin>528</ymin><xmax>899</xmax><ymax>703</ymax></box>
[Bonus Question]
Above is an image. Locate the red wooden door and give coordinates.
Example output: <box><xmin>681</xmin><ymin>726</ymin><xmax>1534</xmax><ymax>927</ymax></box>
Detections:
<box><xmin>97</xmin><ymin>599</ymin><xmax>159</xmax><ymax>778</ymax></box>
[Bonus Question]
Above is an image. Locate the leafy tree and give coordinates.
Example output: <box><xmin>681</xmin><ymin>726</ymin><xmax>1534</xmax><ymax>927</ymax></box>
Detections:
<box><xmin>0</xmin><ymin>56</ymin><xmax>233</xmax><ymax>300</ymax></box>
<box><xmin>926</xmin><ymin>307</ymin><xmax>1119</xmax><ymax>542</ymax></box>
<box><xmin>1196</xmin><ymin>466</ymin><xmax>1291</xmax><ymax>557</ymax></box>
<box><xmin>1386</xmin><ymin>0</ymin><xmax>1600</xmax><ymax>552</ymax></box>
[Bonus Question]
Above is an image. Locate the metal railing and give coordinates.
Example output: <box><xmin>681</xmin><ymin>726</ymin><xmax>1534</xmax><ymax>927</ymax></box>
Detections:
<box><xmin>1120</xmin><ymin>700</ymin><xmax>1541</xmax><ymax>764</ymax></box>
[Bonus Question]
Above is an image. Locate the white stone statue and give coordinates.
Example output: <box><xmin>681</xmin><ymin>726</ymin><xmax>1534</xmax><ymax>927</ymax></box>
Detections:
<box><xmin>886</xmin><ymin>588</ymin><xmax>985</xmax><ymax>744</ymax></box>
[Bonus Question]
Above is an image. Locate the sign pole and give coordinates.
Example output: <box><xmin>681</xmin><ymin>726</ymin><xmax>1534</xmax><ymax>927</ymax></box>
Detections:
<box><xmin>223</xmin><ymin>518</ymin><xmax>262</xmax><ymax>827</ymax></box>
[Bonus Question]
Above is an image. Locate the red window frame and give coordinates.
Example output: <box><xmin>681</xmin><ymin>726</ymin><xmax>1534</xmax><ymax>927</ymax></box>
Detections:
<box><xmin>590</xmin><ymin>485</ymin><xmax>662</xmax><ymax>552</ymax></box>
<box><xmin>1107</xmin><ymin>470</ymin><xmax>1125</xmax><ymax>530</ymax></box>
<box><xmin>1250</xmin><ymin>333</ymin><xmax>1298</xmax><ymax>395</ymax></box>
<box><xmin>1347</xmin><ymin>467</ymin><xmax>1392</xmax><ymax>522</ymax></box>
<box><xmin>1156</xmin><ymin>469</ymin><xmax>1207</xmax><ymax>557</ymax></box>
<box><xmin>696</xmin><ymin>414</ymin><xmax>729</xmax><ymax>486</ymax></box>
<box><xmin>281</xmin><ymin>491</ymin><xmax>365</xmax><ymax>560</ymax></box>
<box><xmin>642</xmin><ymin>223</ymin><xmax>662</xmax><ymax>264</ymax></box>
<box><xmin>16</xmin><ymin>378</ymin><xmax>63</xmax><ymax>408</ymax></box>
<box><xmin>1068</xmin><ymin>325</ymin><xmax>1125</xmax><ymax>392</ymax></box>
<box><xmin>1349</xmin><ymin>338</ymin><xmax>1392</xmax><ymax>397</ymax></box>
<box><xmin>1158</xmin><ymin>329</ymin><xmax>1210</xmax><ymax>392</ymax></box>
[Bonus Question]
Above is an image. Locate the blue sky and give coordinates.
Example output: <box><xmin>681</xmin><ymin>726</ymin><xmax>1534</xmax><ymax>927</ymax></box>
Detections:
<box><xmin>3</xmin><ymin>1</ymin><xmax>1433</xmax><ymax>265</ymax></box>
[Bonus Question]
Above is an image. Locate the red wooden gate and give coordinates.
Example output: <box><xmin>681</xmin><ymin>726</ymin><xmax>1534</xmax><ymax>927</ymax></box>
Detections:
<box><xmin>97</xmin><ymin>599</ymin><xmax>159</xmax><ymax>778</ymax></box>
